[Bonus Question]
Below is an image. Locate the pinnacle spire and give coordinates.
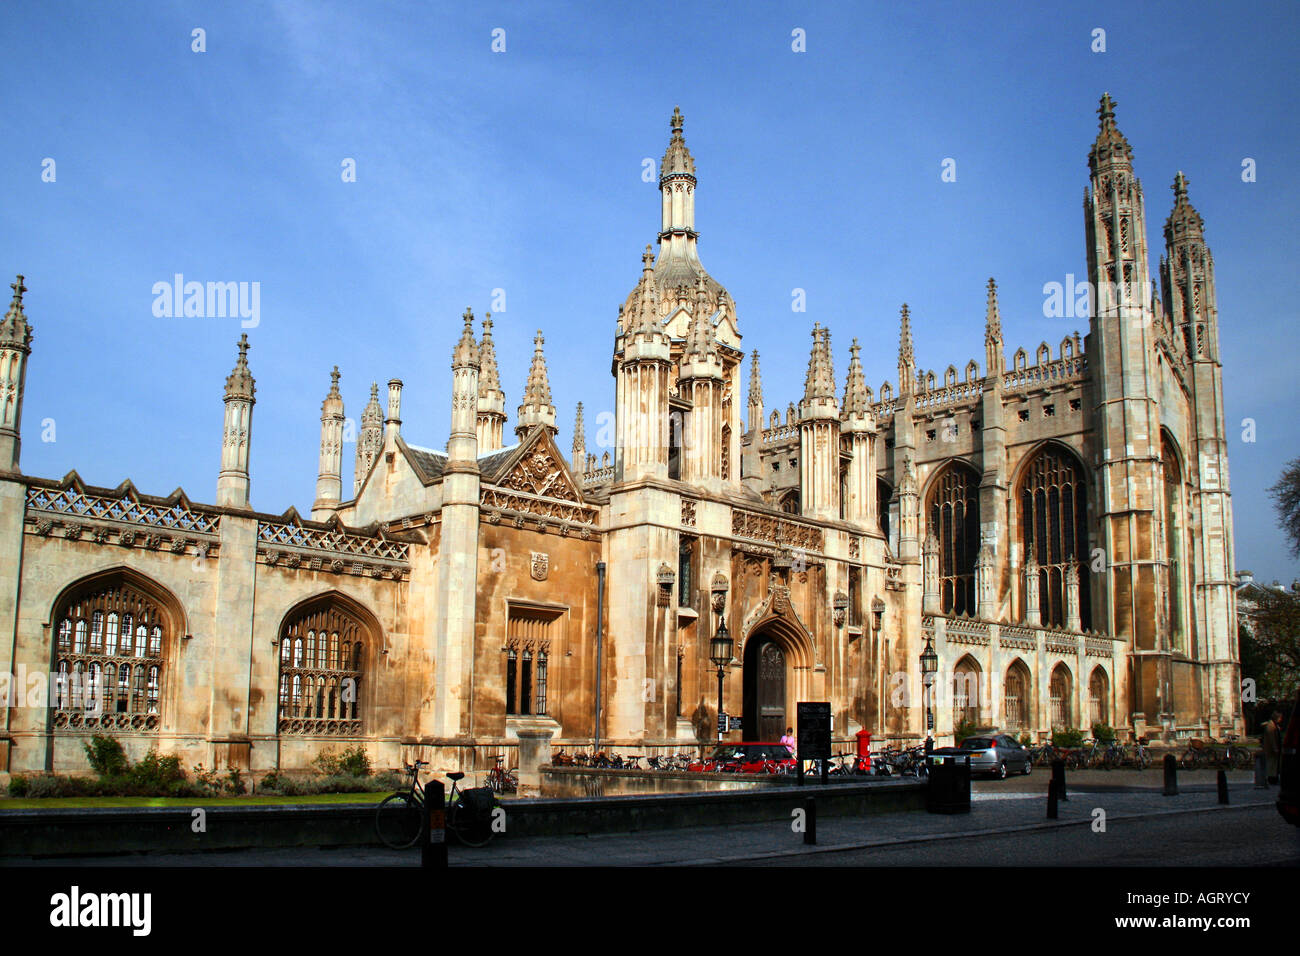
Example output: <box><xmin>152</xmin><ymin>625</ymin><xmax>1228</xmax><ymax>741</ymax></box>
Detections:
<box><xmin>1089</xmin><ymin>91</ymin><xmax>1132</xmax><ymax>173</ymax></box>
<box><xmin>478</xmin><ymin>313</ymin><xmax>501</xmax><ymax>393</ymax></box>
<box><xmin>684</xmin><ymin>274</ymin><xmax>718</xmax><ymax>361</ymax></box>
<box><xmin>453</xmin><ymin>307</ymin><xmax>480</xmax><ymax>368</ymax></box>
<box><xmin>523</xmin><ymin>330</ymin><xmax>552</xmax><ymax>406</ymax></box>
<box><xmin>223</xmin><ymin>333</ymin><xmax>255</xmax><ymax>402</ymax></box>
<box><xmin>1164</xmin><ymin>170</ymin><xmax>1205</xmax><ymax>241</ymax></box>
<box><xmin>322</xmin><ymin>365</ymin><xmax>343</xmax><ymax>415</ymax></box>
<box><xmin>802</xmin><ymin>324</ymin><xmax>836</xmax><ymax>402</ymax></box>
<box><xmin>985</xmin><ymin>279</ymin><xmax>1004</xmax><ymax>378</ymax></box>
<box><xmin>0</xmin><ymin>274</ymin><xmax>32</xmax><ymax>350</ymax></box>
<box><xmin>843</xmin><ymin>338</ymin><xmax>870</xmax><ymax>416</ymax></box>
<box><xmin>748</xmin><ymin>350</ymin><xmax>763</xmax><ymax>407</ymax></box>
<box><xmin>362</xmin><ymin>382</ymin><xmax>382</xmax><ymax>426</ymax></box>
<box><xmin>661</xmin><ymin>105</ymin><xmax>695</xmax><ymax>178</ymax></box>
<box><xmin>571</xmin><ymin>401</ymin><xmax>586</xmax><ymax>461</ymax></box>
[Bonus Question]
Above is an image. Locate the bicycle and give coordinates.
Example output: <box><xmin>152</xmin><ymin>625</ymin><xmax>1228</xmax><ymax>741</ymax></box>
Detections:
<box><xmin>375</xmin><ymin>762</ymin><xmax>496</xmax><ymax>849</ymax></box>
<box><xmin>485</xmin><ymin>755</ymin><xmax>519</xmax><ymax>793</ymax></box>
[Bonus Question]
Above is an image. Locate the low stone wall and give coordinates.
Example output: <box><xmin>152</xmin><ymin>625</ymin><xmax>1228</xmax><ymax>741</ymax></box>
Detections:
<box><xmin>1</xmin><ymin>778</ymin><xmax>926</xmax><ymax>857</ymax></box>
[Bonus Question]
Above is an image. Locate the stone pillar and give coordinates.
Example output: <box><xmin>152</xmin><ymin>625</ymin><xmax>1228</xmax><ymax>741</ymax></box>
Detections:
<box><xmin>975</xmin><ymin>544</ymin><xmax>996</xmax><ymax>620</ymax></box>
<box><xmin>217</xmin><ymin>335</ymin><xmax>255</xmax><ymax>510</ymax></box>
<box><xmin>922</xmin><ymin>532</ymin><xmax>940</xmax><ymax>615</ymax></box>
<box><xmin>1065</xmin><ymin>557</ymin><xmax>1081</xmax><ymax>632</ymax></box>
<box><xmin>1024</xmin><ymin>551</ymin><xmax>1041</xmax><ymax>627</ymax></box>
<box><xmin>515</xmin><ymin>728</ymin><xmax>553</xmax><ymax>797</ymax></box>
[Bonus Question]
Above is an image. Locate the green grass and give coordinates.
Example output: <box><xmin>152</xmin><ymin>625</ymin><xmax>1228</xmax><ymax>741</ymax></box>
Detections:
<box><xmin>0</xmin><ymin>791</ymin><xmax>393</xmax><ymax>810</ymax></box>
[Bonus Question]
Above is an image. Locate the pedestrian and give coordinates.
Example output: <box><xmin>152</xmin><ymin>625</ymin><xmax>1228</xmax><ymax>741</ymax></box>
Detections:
<box><xmin>1262</xmin><ymin>710</ymin><xmax>1283</xmax><ymax>785</ymax></box>
<box><xmin>780</xmin><ymin>726</ymin><xmax>796</xmax><ymax>757</ymax></box>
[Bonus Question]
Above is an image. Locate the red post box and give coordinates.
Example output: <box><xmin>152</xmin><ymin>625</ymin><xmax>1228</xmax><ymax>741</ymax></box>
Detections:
<box><xmin>855</xmin><ymin>730</ymin><xmax>873</xmax><ymax>774</ymax></box>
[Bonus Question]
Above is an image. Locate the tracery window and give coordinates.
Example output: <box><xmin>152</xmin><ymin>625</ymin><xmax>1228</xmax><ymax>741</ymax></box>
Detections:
<box><xmin>1003</xmin><ymin>661</ymin><xmax>1031</xmax><ymax>731</ymax></box>
<box><xmin>1019</xmin><ymin>446</ymin><xmax>1090</xmax><ymax>629</ymax></box>
<box><xmin>1162</xmin><ymin>436</ymin><xmax>1189</xmax><ymax>652</ymax></box>
<box><xmin>1049</xmin><ymin>664</ymin><xmax>1073</xmax><ymax>728</ymax></box>
<box><xmin>506</xmin><ymin>605</ymin><xmax>562</xmax><ymax>717</ymax></box>
<box><xmin>278</xmin><ymin>601</ymin><xmax>366</xmax><ymax>735</ymax></box>
<box><xmin>927</xmin><ymin>463</ymin><xmax>980</xmax><ymax>616</ymax></box>
<box><xmin>678</xmin><ymin>535</ymin><xmax>696</xmax><ymax>607</ymax></box>
<box><xmin>951</xmin><ymin>656</ymin><xmax>981</xmax><ymax>727</ymax></box>
<box><xmin>1089</xmin><ymin>667</ymin><xmax>1110</xmax><ymax>727</ymax></box>
<box><xmin>52</xmin><ymin>576</ymin><xmax>169</xmax><ymax>732</ymax></box>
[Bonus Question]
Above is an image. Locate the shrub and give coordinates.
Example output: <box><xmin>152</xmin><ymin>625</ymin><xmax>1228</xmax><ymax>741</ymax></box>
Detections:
<box><xmin>1052</xmin><ymin>726</ymin><xmax>1085</xmax><ymax>748</ymax></box>
<box><xmin>8</xmin><ymin>774</ymin><xmax>31</xmax><ymax>796</ymax></box>
<box><xmin>130</xmin><ymin>750</ymin><xmax>186</xmax><ymax>794</ymax></box>
<box><xmin>952</xmin><ymin>717</ymin><xmax>980</xmax><ymax>743</ymax></box>
<box><xmin>314</xmin><ymin>745</ymin><xmax>371</xmax><ymax>778</ymax></box>
<box><xmin>190</xmin><ymin>764</ymin><xmax>221</xmax><ymax>795</ymax></box>
<box><xmin>84</xmin><ymin>734</ymin><xmax>129</xmax><ymax>777</ymax></box>
<box><xmin>1091</xmin><ymin>722</ymin><xmax>1116</xmax><ymax>744</ymax></box>
<box><xmin>1018</xmin><ymin>732</ymin><xmax>1033</xmax><ymax>747</ymax></box>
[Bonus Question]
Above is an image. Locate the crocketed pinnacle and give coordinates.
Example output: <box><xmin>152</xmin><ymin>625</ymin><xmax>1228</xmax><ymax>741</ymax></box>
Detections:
<box><xmin>478</xmin><ymin>314</ymin><xmax>502</xmax><ymax>394</ymax></box>
<box><xmin>321</xmin><ymin>366</ymin><xmax>343</xmax><ymax>416</ymax></box>
<box><xmin>1164</xmin><ymin>171</ymin><xmax>1205</xmax><ymax>241</ymax></box>
<box><xmin>223</xmin><ymin>334</ymin><xmax>255</xmax><ymax>402</ymax></box>
<box><xmin>748</xmin><ymin>350</ymin><xmax>763</xmax><ymax>406</ymax></box>
<box><xmin>522</xmin><ymin>330</ymin><xmax>552</xmax><ymax>406</ymax></box>
<box><xmin>571</xmin><ymin>402</ymin><xmax>586</xmax><ymax>459</ymax></box>
<box><xmin>803</xmin><ymin>324</ymin><xmax>836</xmax><ymax>402</ymax></box>
<box><xmin>0</xmin><ymin>274</ymin><xmax>32</xmax><ymax>350</ymax></box>
<box><xmin>684</xmin><ymin>275</ymin><xmax>718</xmax><ymax>361</ymax></box>
<box><xmin>1089</xmin><ymin>91</ymin><xmax>1132</xmax><ymax>173</ymax></box>
<box><xmin>661</xmin><ymin>106</ymin><xmax>695</xmax><ymax>178</ymax></box>
<box><xmin>897</xmin><ymin>304</ymin><xmax>915</xmax><ymax>393</ymax></box>
<box><xmin>361</xmin><ymin>382</ymin><xmax>383</xmax><ymax>427</ymax></box>
<box><xmin>843</xmin><ymin>338</ymin><xmax>870</xmax><ymax>416</ymax></box>
<box><xmin>452</xmin><ymin>308</ymin><xmax>480</xmax><ymax>369</ymax></box>
<box><xmin>985</xmin><ymin>278</ymin><xmax>1002</xmax><ymax>347</ymax></box>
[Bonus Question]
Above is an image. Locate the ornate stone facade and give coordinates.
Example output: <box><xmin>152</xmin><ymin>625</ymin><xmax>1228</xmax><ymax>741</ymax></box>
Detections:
<box><xmin>0</xmin><ymin>98</ymin><xmax>1241</xmax><ymax>779</ymax></box>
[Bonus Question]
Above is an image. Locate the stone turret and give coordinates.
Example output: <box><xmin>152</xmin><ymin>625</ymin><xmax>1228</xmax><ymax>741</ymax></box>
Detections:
<box><xmin>218</xmin><ymin>334</ymin><xmax>255</xmax><ymax>509</ymax></box>
<box><xmin>312</xmin><ymin>366</ymin><xmax>345</xmax><ymax>520</ymax></box>
<box><xmin>841</xmin><ymin>338</ymin><xmax>876</xmax><ymax>527</ymax></box>
<box><xmin>571</xmin><ymin>402</ymin><xmax>586</xmax><ymax>480</ymax></box>
<box><xmin>449</xmin><ymin>309</ymin><xmax>481</xmax><ymax>468</ymax></box>
<box><xmin>798</xmin><ymin>324</ymin><xmax>840</xmax><ymax>520</ymax></box>
<box><xmin>476</xmin><ymin>313</ymin><xmax>507</xmax><ymax>452</ymax></box>
<box><xmin>0</xmin><ymin>275</ymin><xmax>34</xmax><ymax>473</ymax></box>
<box><xmin>516</xmin><ymin>330</ymin><xmax>557</xmax><ymax>438</ymax></box>
<box><xmin>354</xmin><ymin>382</ymin><xmax>383</xmax><ymax>494</ymax></box>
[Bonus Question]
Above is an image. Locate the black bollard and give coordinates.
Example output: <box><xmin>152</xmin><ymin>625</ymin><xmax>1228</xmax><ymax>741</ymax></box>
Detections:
<box><xmin>1047</xmin><ymin>778</ymin><xmax>1059</xmax><ymax>819</ymax></box>
<box><xmin>422</xmin><ymin>779</ymin><xmax>447</xmax><ymax>868</ymax></box>
<box><xmin>1254</xmin><ymin>752</ymin><xmax>1268</xmax><ymax>789</ymax></box>
<box><xmin>1051</xmin><ymin>758</ymin><xmax>1068</xmax><ymax>802</ymax></box>
<box><xmin>1217</xmin><ymin>769</ymin><xmax>1229</xmax><ymax>805</ymax></box>
<box><xmin>1162</xmin><ymin>753</ymin><xmax>1178</xmax><ymax>796</ymax></box>
<box><xmin>804</xmin><ymin>796</ymin><xmax>817</xmax><ymax>845</ymax></box>
<box><xmin>821</xmin><ymin>758</ymin><xmax>828</xmax><ymax>787</ymax></box>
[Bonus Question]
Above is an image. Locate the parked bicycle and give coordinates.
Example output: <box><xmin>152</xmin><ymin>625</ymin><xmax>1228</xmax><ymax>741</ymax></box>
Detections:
<box><xmin>375</xmin><ymin>761</ymin><xmax>496</xmax><ymax>849</ymax></box>
<box><xmin>485</xmin><ymin>755</ymin><xmax>519</xmax><ymax>793</ymax></box>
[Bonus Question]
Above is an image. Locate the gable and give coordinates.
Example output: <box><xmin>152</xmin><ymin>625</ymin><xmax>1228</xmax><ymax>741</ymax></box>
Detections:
<box><xmin>490</xmin><ymin>427</ymin><xmax>583</xmax><ymax>504</ymax></box>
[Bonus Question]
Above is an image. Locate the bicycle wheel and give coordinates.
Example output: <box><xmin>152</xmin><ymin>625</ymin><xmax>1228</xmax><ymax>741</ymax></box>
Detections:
<box><xmin>504</xmin><ymin>770</ymin><xmax>519</xmax><ymax>792</ymax></box>
<box><xmin>375</xmin><ymin>793</ymin><xmax>424</xmax><ymax>849</ymax></box>
<box><xmin>447</xmin><ymin>799</ymin><xmax>494</xmax><ymax>848</ymax></box>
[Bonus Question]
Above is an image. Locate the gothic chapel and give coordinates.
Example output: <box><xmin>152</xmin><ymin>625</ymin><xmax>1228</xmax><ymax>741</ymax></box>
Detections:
<box><xmin>0</xmin><ymin>96</ymin><xmax>1240</xmax><ymax>777</ymax></box>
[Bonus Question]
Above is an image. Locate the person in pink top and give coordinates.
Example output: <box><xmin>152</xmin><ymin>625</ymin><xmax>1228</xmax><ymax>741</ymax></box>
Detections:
<box><xmin>780</xmin><ymin>727</ymin><xmax>796</xmax><ymax>756</ymax></box>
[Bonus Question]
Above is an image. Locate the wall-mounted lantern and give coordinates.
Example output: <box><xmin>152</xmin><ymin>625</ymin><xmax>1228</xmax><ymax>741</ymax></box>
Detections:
<box><xmin>656</xmin><ymin>563</ymin><xmax>675</xmax><ymax>607</ymax></box>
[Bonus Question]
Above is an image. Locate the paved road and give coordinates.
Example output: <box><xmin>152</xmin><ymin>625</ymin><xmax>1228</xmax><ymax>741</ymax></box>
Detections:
<box><xmin>12</xmin><ymin>775</ymin><xmax>1291</xmax><ymax>867</ymax></box>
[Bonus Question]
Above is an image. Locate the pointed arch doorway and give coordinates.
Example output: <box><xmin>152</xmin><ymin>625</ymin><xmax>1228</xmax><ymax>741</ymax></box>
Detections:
<box><xmin>743</xmin><ymin>631</ymin><xmax>788</xmax><ymax>741</ymax></box>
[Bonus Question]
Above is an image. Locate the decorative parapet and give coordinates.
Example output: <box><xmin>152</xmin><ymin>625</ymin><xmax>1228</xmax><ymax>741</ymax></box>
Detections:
<box><xmin>944</xmin><ymin>616</ymin><xmax>992</xmax><ymax>646</ymax></box>
<box><xmin>913</xmin><ymin>378</ymin><xmax>982</xmax><ymax>413</ymax></box>
<box><xmin>582</xmin><ymin>465</ymin><xmax>615</xmax><ymax>485</ymax></box>
<box><xmin>731</xmin><ymin>507</ymin><xmax>824</xmax><ymax>553</ymax></box>
<box><xmin>760</xmin><ymin>422</ymin><xmax>798</xmax><ymax>445</ymax></box>
<box><xmin>258</xmin><ymin>515</ymin><xmax>410</xmax><ymax>579</ymax></box>
<box><xmin>25</xmin><ymin>481</ymin><xmax>220</xmax><ymax>559</ymax></box>
<box><xmin>1044</xmin><ymin>631</ymin><xmax>1081</xmax><ymax>656</ymax></box>
<box><xmin>279</xmin><ymin>716</ymin><xmax>363</xmax><ymax>736</ymax></box>
<box><xmin>1085</xmin><ymin>636</ymin><xmax>1115</xmax><ymax>658</ymax></box>
<box><xmin>1002</xmin><ymin>353</ymin><xmax>1087</xmax><ymax>394</ymax></box>
<box><xmin>480</xmin><ymin>486</ymin><xmax>599</xmax><ymax>532</ymax></box>
<box><xmin>997</xmin><ymin>624</ymin><xmax>1038</xmax><ymax>651</ymax></box>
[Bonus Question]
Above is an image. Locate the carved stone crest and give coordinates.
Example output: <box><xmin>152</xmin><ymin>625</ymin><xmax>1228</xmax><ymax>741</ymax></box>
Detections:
<box><xmin>530</xmin><ymin>551</ymin><xmax>549</xmax><ymax>581</ymax></box>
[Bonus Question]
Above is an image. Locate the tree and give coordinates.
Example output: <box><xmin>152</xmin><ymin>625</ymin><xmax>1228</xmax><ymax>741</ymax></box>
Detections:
<box><xmin>1267</xmin><ymin>457</ymin><xmax>1300</xmax><ymax>558</ymax></box>
<box><xmin>1242</xmin><ymin>589</ymin><xmax>1300</xmax><ymax>701</ymax></box>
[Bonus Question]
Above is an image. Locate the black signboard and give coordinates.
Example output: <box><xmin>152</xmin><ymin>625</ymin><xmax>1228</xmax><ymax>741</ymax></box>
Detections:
<box><xmin>797</xmin><ymin>701</ymin><xmax>832</xmax><ymax>760</ymax></box>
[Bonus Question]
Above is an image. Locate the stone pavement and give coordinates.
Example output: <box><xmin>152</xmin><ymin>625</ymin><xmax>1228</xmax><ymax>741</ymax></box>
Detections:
<box><xmin>14</xmin><ymin>774</ymin><xmax>1280</xmax><ymax>867</ymax></box>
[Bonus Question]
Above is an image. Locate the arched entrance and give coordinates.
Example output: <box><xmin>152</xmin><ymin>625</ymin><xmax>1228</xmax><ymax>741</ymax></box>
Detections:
<box><xmin>743</xmin><ymin>632</ymin><xmax>787</xmax><ymax>741</ymax></box>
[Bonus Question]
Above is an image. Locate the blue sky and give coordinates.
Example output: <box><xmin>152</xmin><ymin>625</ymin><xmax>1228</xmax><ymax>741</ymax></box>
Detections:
<box><xmin>2</xmin><ymin>0</ymin><xmax>1297</xmax><ymax>580</ymax></box>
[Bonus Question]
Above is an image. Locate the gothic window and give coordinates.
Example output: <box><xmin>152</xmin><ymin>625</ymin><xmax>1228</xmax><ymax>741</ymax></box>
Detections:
<box><xmin>927</xmin><ymin>462</ymin><xmax>980</xmax><ymax>616</ymax></box>
<box><xmin>51</xmin><ymin>575</ymin><xmax>172</xmax><ymax>732</ymax></box>
<box><xmin>720</xmin><ymin>423</ymin><xmax>731</xmax><ymax>480</ymax></box>
<box><xmin>780</xmin><ymin>490</ymin><xmax>800</xmax><ymax>515</ymax></box>
<box><xmin>848</xmin><ymin>567</ymin><xmax>862</xmax><ymax>628</ymax></box>
<box><xmin>951</xmin><ymin>656</ymin><xmax>981</xmax><ymax>727</ymax></box>
<box><xmin>877</xmin><ymin>478</ymin><xmax>891</xmax><ymax>540</ymax></box>
<box><xmin>1019</xmin><ymin>445</ymin><xmax>1090</xmax><ymax>629</ymax></box>
<box><xmin>278</xmin><ymin>600</ymin><xmax>368</xmax><ymax>735</ymax></box>
<box><xmin>1089</xmin><ymin>667</ymin><xmax>1110</xmax><ymax>727</ymax></box>
<box><xmin>1004</xmin><ymin>660</ymin><xmax>1031</xmax><ymax>731</ymax></box>
<box><xmin>676</xmin><ymin>648</ymin><xmax>684</xmax><ymax>718</ymax></box>
<box><xmin>668</xmin><ymin>410</ymin><xmax>683</xmax><ymax>480</ymax></box>
<box><xmin>1049</xmin><ymin>663</ymin><xmax>1073</xmax><ymax>728</ymax></box>
<box><xmin>506</xmin><ymin>605</ymin><xmax>562</xmax><ymax>717</ymax></box>
<box><xmin>1162</xmin><ymin>436</ymin><xmax>1189</xmax><ymax>652</ymax></box>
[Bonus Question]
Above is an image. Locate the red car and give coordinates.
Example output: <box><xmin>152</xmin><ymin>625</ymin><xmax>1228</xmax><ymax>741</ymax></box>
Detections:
<box><xmin>1277</xmin><ymin>691</ymin><xmax>1299</xmax><ymax>826</ymax></box>
<box><xmin>688</xmin><ymin>743</ymin><xmax>797</xmax><ymax>774</ymax></box>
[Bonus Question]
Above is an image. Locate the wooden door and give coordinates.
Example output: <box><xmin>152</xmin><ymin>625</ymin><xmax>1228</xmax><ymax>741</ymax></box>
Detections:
<box><xmin>757</xmin><ymin>641</ymin><xmax>786</xmax><ymax>741</ymax></box>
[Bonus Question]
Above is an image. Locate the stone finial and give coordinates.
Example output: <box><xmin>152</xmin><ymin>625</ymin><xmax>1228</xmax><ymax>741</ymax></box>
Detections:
<box><xmin>748</xmin><ymin>350</ymin><xmax>763</xmax><ymax>407</ymax></box>
<box><xmin>452</xmin><ymin>307</ymin><xmax>480</xmax><ymax>369</ymax></box>
<box><xmin>661</xmin><ymin>105</ymin><xmax>696</xmax><ymax>177</ymax></box>
<box><xmin>642</xmin><ymin>244</ymin><xmax>655</xmax><ymax>274</ymax></box>
<box><xmin>362</xmin><ymin>382</ymin><xmax>382</xmax><ymax>426</ymax></box>
<box><xmin>571</xmin><ymin>402</ymin><xmax>586</xmax><ymax>463</ymax></box>
<box><xmin>478</xmin><ymin>313</ymin><xmax>502</xmax><ymax>394</ymax></box>
<box><xmin>223</xmin><ymin>333</ymin><xmax>255</xmax><ymax>402</ymax></box>
<box><xmin>523</xmin><ymin>330</ymin><xmax>552</xmax><ymax>405</ymax></box>
<box><xmin>843</xmin><ymin>337</ymin><xmax>869</xmax><ymax>416</ymax></box>
<box><xmin>1089</xmin><ymin>91</ymin><xmax>1132</xmax><ymax>172</ymax></box>
<box><xmin>1163</xmin><ymin>170</ymin><xmax>1205</xmax><ymax>240</ymax></box>
<box><xmin>802</xmin><ymin>324</ymin><xmax>836</xmax><ymax>402</ymax></box>
<box><xmin>321</xmin><ymin>365</ymin><xmax>343</xmax><ymax>416</ymax></box>
<box><xmin>0</xmin><ymin>273</ymin><xmax>32</xmax><ymax>350</ymax></box>
<box><xmin>985</xmin><ymin>278</ymin><xmax>1001</xmax><ymax>344</ymax></box>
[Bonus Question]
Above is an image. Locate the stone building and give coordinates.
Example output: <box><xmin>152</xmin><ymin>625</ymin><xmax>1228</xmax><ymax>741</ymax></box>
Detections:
<box><xmin>0</xmin><ymin>96</ymin><xmax>1240</xmax><ymax>778</ymax></box>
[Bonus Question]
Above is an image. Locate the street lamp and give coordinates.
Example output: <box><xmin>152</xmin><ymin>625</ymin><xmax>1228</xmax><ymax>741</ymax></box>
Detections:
<box><xmin>920</xmin><ymin>636</ymin><xmax>938</xmax><ymax>753</ymax></box>
<box><xmin>710</xmin><ymin>618</ymin><xmax>733</xmax><ymax>743</ymax></box>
